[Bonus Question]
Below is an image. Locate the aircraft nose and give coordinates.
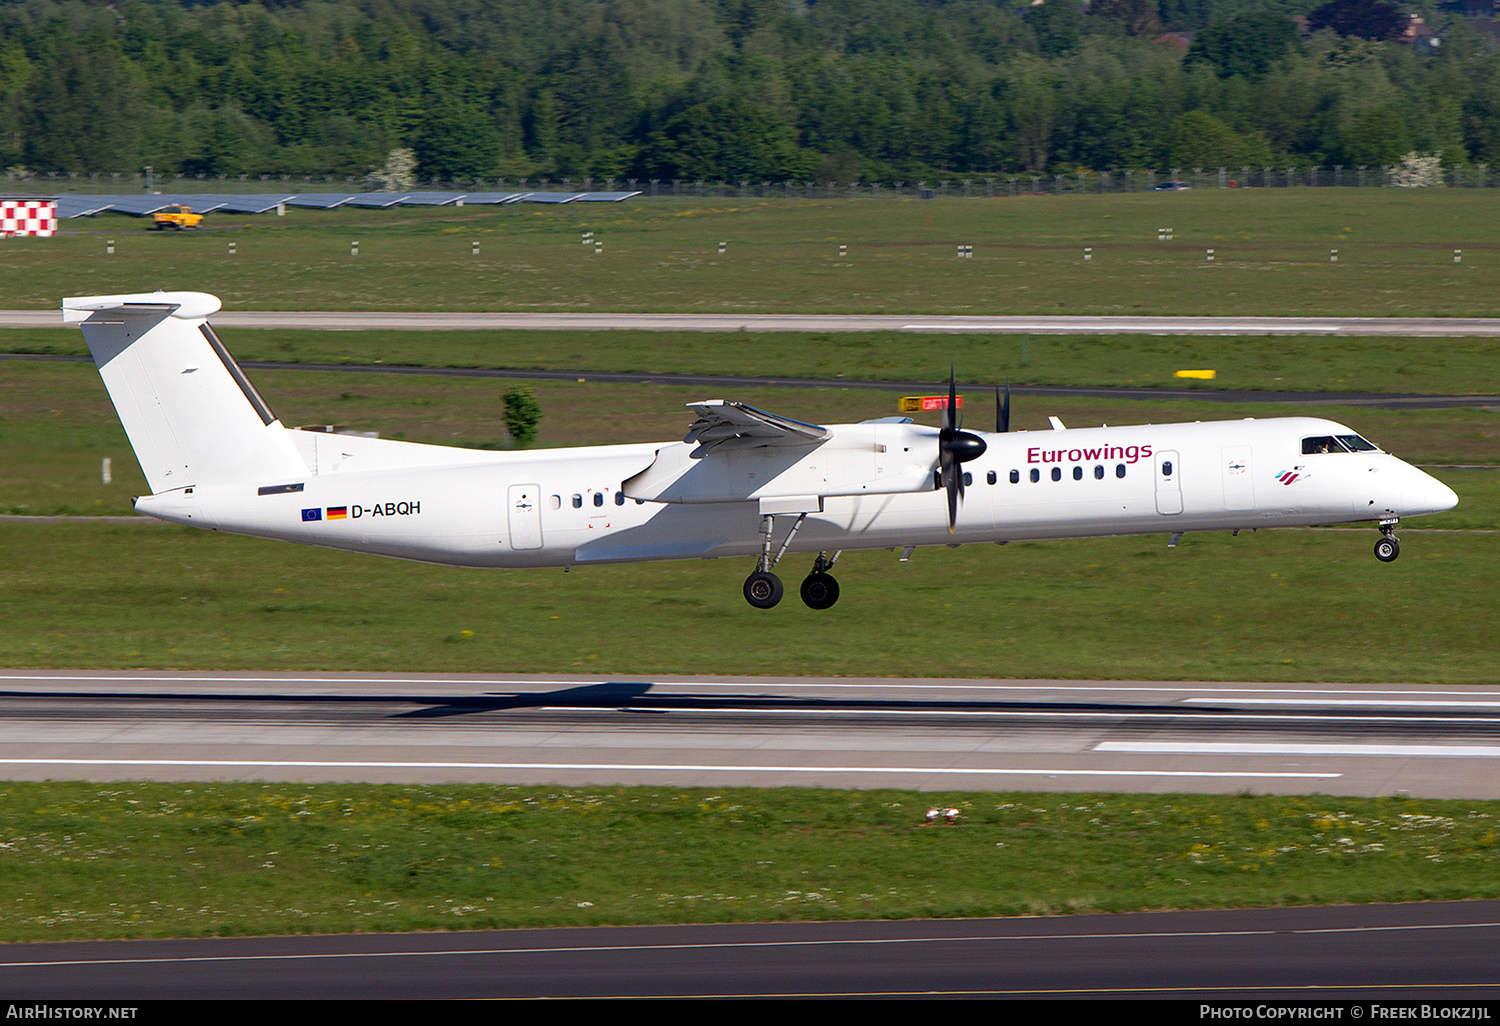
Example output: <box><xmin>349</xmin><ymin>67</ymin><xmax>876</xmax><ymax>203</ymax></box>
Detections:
<box><xmin>1407</xmin><ymin>469</ymin><xmax>1458</xmax><ymax>515</ymax></box>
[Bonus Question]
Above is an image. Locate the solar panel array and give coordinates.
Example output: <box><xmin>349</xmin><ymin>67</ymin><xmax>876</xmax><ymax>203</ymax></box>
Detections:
<box><xmin>53</xmin><ymin>190</ymin><xmax>640</xmax><ymax>219</ymax></box>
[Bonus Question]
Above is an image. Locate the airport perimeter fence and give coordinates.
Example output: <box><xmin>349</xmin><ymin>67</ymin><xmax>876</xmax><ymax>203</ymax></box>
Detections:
<box><xmin>6</xmin><ymin>163</ymin><xmax>1498</xmax><ymax>199</ymax></box>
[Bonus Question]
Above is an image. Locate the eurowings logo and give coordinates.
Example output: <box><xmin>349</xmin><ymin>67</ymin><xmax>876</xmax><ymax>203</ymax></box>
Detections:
<box><xmin>1274</xmin><ymin>469</ymin><xmax>1300</xmax><ymax>486</ymax></box>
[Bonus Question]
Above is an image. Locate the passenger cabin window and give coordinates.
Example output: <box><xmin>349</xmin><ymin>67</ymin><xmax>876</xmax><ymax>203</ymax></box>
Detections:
<box><xmin>571</xmin><ymin>494</ymin><xmax>583</xmax><ymax>508</ymax></box>
<box><xmin>549</xmin><ymin>495</ymin><xmax>561</xmax><ymax>510</ymax></box>
<box><xmin>1030</xmin><ymin>468</ymin><xmax>1040</xmax><ymax>483</ymax></box>
<box><xmin>593</xmin><ymin>492</ymin><xmax>604</xmax><ymax>507</ymax></box>
<box><xmin>1010</xmin><ymin>470</ymin><xmax>1020</xmax><ymax>484</ymax></box>
<box><xmin>615</xmin><ymin>491</ymin><xmax>625</xmax><ymax>505</ymax></box>
<box><xmin>1116</xmin><ymin>464</ymin><xmax>1126</xmax><ymax>478</ymax></box>
<box><xmin>1072</xmin><ymin>466</ymin><xmax>1083</xmax><ymax>481</ymax></box>
<box><xmin>963</xmin><ymin>472</ymin><xmax>972</xmax><ymax>487</ymax></box>
<box><xmin>1161</xmin><ymin>460</ymin><xmax>1173</xmax><ymax>477</ymax></box>
<box><xmin>1094</xmin><ymin>465</ymin><xmax>1104</xmax><ymax>479</ymax></box>
<box><xmin>987</xmin><ymin>470</ymin><xmax>997</xmax><ymax>485</ymax></box>
<box><xmin>1051</xmin><ymin>467</ymin><xmax>1061</xmax><ymax>482</ymax></box>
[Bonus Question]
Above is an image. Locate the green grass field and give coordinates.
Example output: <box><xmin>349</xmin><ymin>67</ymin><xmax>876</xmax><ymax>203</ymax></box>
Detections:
<box><xmin>3</xmin><ymin>514</ymin><xmax>1493</xmax><ymax>681</ymax></box>
<box><xmin>4</xmin><ymin>191</ymin><xmax>1498</xmax><ymax>315</ymax></box>
<box><xmin>1</xmin><ymin>781</ymin><xmax>1494</xmax><ymax>942</ymax></box>
<box><xmin>3</xmin><ymin>357</ymin><xmax>1494</xmax><ymax>683</ymax></box>
<box><xmin>8</xmin><ymin>326</ymin><xmax>1500</xmax><ymax>398</ymax></box>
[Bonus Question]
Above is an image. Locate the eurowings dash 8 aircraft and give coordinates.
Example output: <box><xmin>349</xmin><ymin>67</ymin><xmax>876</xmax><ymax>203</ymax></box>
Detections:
<box><xmin>67</xmin><ymin>291</ymin><xmax>1458</xmax><ymax>609</ymax></box>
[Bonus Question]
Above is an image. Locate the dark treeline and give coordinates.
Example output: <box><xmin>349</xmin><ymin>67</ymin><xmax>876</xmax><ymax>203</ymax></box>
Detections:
<box><xmin>2</xmin><ymin>0</ymin><xmax>1497</xmax><ymax>183</ymax></box>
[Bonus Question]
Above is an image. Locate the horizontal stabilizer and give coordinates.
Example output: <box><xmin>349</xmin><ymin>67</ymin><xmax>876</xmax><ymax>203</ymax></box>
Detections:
<box><xmin>62</xmin><ymin>291</ymin><xmax>221</xmax><ymax>324</ymax></box>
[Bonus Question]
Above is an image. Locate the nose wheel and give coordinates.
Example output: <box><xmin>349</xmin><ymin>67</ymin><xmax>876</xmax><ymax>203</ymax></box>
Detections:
<box><xmin>1374</xmin><ymin>518</ymin><xmax>1400</xmax><ymax>562</ymax></box>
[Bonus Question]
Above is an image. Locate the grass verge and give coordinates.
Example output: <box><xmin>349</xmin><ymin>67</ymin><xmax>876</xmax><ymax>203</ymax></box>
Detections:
<box><xmin>2</xmin><ymin>518</ymin><xmax>1494</xmax><ymax>681</ymax></box>
<box><xmin>8</xmin><ymin>327</ymin><xmax>1499</xmax><ymax>399</ymax></box>
<box><xmin>4</xmin><ymin>192</ymin><xmax>1499</xmax><ymax>315</ymax></box>
<box><xmin>2</xmin><ymin>781</ymin><xmax>1495</xmax><ymax>942</ymax></box>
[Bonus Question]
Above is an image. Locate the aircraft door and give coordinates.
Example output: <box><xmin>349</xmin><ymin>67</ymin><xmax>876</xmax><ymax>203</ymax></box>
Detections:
<box><xmin>507</xmin><ymin>483</ymin><xmax>543</xmax><ymax>550</ymax></box>
<box><xmin>1155</xmin><ymin>450</ymin><xmax>1183</xmax><ymax>515</ymax></box>
<box><xmin>1222</xmin><ymin>445</ymin><xmax>1255</xmax><ymax>511</ymax></box>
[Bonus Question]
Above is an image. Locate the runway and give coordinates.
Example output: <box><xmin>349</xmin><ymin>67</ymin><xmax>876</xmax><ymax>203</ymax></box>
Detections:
<box><xmin>6</xmin><ymin>309</ymin><xmax>1500</xmax><ymax>334</ymax></box>
<box><xmin>2</xmin><ymin>671</ymin><xmax>1497</xmax><ymax>798</ymax></box>
<box><xmin>3</xmin><ymin>901</ymin><xmax>1498</xmax><ymax>997</ymax></box>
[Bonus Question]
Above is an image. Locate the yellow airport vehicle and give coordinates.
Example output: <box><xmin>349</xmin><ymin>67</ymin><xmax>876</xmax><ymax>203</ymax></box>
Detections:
<box><xmin>151</xmin><ymin>205</ymin><xmax>204</xmax><ymax>230</ymax></box>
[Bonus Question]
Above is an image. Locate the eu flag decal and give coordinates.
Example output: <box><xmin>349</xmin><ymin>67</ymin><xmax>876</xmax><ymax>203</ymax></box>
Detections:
<box><xmin>302</xmin><ymin>508</ymin><xmax>322</xmax><ymax>522</ymax></box>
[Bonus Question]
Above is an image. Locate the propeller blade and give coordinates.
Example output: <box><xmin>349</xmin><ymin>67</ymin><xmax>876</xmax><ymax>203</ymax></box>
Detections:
<box><xmin>937</xmin><ymin>368</ymin><xmax>986</xmax><ymax>533</ymax></box>
<box><xmin>945</xmin><ymin>368</ymin><xmax>958</xmax><ymax>434</ymax></box>
<box><xmin>998</xmin><ymin>381</ymin><xmax>1011</xmax><ymax>434</ymax></box>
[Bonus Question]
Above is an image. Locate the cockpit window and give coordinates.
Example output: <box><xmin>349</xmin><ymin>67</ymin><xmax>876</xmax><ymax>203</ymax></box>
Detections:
<box><xmin>1336</xmin><ymin>434</ymin><xmax>1378</xmax><ymax>452</ymax></box>
<box><xmin>1302</xmin><ymin>436</ymin><xmax>1347</xmax><ymax>455</ymax></box>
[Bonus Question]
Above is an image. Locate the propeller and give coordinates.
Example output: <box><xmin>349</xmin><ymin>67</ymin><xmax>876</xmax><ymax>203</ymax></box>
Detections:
<box><xmin>938</xmin><ymin>369</ymin><xmax>987</xmax><ymax>532</ymax></box>
<box><xmin>996</xmin><ymin>381</ymin><xmax>1011</xmax><ymax>434</ymax></box>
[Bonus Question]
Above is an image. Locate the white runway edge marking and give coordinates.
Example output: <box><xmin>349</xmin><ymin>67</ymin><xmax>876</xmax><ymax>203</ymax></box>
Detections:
<box><xmin>1097</xmin><ymin>742</ymin><xmax>1500</xmax><ymax>758</ymax></box>
<box><xmin>897</xmin><ymin>323</ymin><xmax>1346</xmax><ymax>334</ymax></box>
<box><xmin>1184</xmin><ymin>698</ymin><xmax>1500</xmax><ymax>709</ymax></box>
<box><xmin>3</xmin><ymin>920</ymin><xmax>1496</xmax><ymax>969</ymax></box>
<box><xmin>0</xmin><ymin>759</ymin><xmax>1339</xmax><ymax>779</ymax></box>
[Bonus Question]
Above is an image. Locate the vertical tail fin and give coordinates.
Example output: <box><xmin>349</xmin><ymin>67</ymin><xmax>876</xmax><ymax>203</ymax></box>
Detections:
<box><xmin>64</xmin><ymin>291</ymin><xmax>308</xmax><ymax>493</ymax></box>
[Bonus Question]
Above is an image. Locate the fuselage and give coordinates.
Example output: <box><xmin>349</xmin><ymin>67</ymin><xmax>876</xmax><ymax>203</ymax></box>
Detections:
<box><xmin>133</xmin><ymin>415</ymin><xmax>1458</xmax><ymax>569</ymax></box>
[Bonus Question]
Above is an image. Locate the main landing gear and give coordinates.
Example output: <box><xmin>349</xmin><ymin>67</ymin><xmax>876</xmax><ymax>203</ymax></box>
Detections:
<box><xmin>1374</xmin><ymin>517</ymin><xmax>1401</xmax><ymax>562</ymax></box>
<box><xmin>742</xmin><ymin>514</ymin><xmax>842</xmax><ymax>609</ymax></box>
<box><xmin>799</xmin><ymin>553</ymin><xmax>841</xmax><ymax>610</ymax></box>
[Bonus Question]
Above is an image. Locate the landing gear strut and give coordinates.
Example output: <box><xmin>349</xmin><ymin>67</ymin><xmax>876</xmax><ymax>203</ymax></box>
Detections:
<box><xmin>1374</xmin><ymin>517</ymin><xmax>1400</xmax><ymax>562</ymax></box>
<box><xmin>742</xmin><ymin>516</ymin><xmax>844</xmax><ymax>609</ymax></box>
<box><xmin>742</xmin><ymin>513</ymin><xmax>806</xmax><ymax>609</ymax></box>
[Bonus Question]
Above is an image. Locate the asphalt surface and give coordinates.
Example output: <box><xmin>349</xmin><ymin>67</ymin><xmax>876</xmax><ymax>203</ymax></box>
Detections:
<box><xmin>8</xmin><ymin>309</ymin><xmax>1500</xmax><ymax>334</ymax></box>
<box><xmin>3</xmin><ymin>672</ymin><xmax>1497</xmax><ymax>798</ymax></box>
<box><xmin>3</xmin><ymin>901</ymin><xmax>1498</xmax><ymax>998</ymax></box>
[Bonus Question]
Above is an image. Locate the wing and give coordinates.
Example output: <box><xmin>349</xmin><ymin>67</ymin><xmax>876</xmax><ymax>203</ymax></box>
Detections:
<box><xmin>683</xmin><ymin>400</ymin><xmax>830</xmax><ymax>456</ymax></box>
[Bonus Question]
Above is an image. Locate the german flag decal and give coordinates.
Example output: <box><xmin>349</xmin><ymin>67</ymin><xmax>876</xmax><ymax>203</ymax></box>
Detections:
<box><xmin>327</xmin><ymin>506</ymin><xmax>348</xmax><ymax>520</ymax></box>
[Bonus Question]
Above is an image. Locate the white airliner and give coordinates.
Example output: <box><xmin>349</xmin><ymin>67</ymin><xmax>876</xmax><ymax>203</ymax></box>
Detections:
<box><xmin>67</xmin><ymin>291</ymin><xmax>1458</xmax><ymax>609</ymax></box>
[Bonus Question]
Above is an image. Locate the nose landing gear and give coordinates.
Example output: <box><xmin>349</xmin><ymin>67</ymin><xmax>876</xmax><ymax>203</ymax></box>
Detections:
<box><xmin>1374</xmin><ymin>517</ymin><xmax>1400</xmax><ymax>562</ymax></box>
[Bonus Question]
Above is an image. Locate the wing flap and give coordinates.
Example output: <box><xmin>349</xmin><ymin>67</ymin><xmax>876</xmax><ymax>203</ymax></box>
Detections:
<box><xmin>684</xmin><ymin>400</ymin><xmax>830</xmax><ymax>456</ymax></box>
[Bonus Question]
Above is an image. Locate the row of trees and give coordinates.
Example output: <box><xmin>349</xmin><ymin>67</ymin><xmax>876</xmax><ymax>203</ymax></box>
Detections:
<box><xmin>2</xmin><ymin>0</ymin><xmax>1497</xmax><ymax>182</ymax></box>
